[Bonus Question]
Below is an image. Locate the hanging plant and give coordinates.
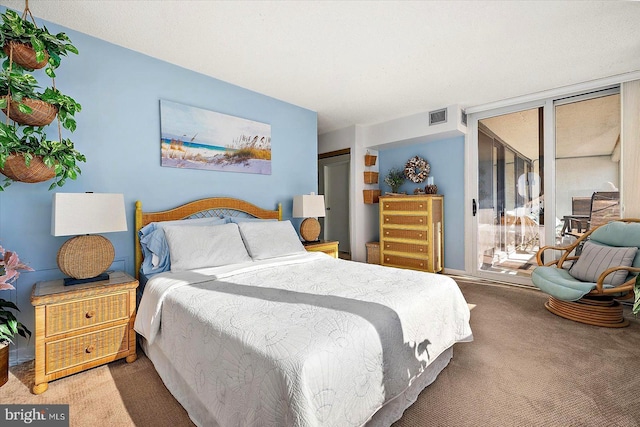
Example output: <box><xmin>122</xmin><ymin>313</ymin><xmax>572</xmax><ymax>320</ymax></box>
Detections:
<box><xmin>0</xmin><ymin>9</ymin><xmax>78</xmax><ymax>77</ymax></box>
<box><xmin>39</xmin><ymin>87</ymin><xmax>81</xmax><ymax>131</ymax></box>
<box><xmin>0</xmin><ymin>123</ymin><xmax>85</xmax><ymax>190</ymax></box>
<box><xmin>0</xmin><ymin>70</ymin><xmax>81</xmax><ymax>130</ymax></box>
<box><xmin>0</xmin><ymin>3</ymin><xmax>82</xmax><ymax>190</ymax></box>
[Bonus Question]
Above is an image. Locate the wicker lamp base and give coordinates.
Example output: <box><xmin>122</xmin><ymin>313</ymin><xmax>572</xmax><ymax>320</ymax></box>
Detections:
<box><xmin>57</xmin><ymin>235</ymin><xmax>114</xmax><ymax>282</ymax></box>
<box><xmin>300</xmin><ymin>217</ymin><xmax>321</xmax><ymax>242</ymax></box>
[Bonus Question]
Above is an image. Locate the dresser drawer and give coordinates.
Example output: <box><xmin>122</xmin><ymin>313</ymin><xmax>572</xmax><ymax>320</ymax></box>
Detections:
<box><xmin>45</xmin><ymin>324</ymin><xmax>129</xmax><ymax>374</ymax></box>
<box><xmin>381</xmin><ymin>228</ymin><xmax>428</xmax><ymax>241</ymax></box>
<box><xmin>382</xmin><ymin>215</ymin><xmax>428</xmax><ymax>226</ymax></box>
<box><xmin>381</xmin><ymin>200</ymin><xmax>428</xmax><ymax>212</ymax></box>
<box><xmin>382</xmin><ymin>254</ymin><xmax>429</xmax><ymax>271</ymax></box>
<box><xmin>383</xmin><ymin>241</ymin><xmax>429</xmax><ymax>255</ymax></box>
<box><xmin>46</xmin><ymin>292</ymin><xmax>129</xmax><ymax>337</ymax></box>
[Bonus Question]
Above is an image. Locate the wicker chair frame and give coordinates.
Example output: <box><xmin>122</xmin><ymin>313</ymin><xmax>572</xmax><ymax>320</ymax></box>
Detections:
<box><xmin>535</xmin><ymin>218</ymin><xmax>640</xmax><ymax>327</ymax></box>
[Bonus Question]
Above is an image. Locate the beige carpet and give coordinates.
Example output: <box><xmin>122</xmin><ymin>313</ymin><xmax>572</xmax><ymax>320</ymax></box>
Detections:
<box><xmin>2</xmin><ymin>278</ymin><xmax>639</xmax><ymax>427</ymax></box>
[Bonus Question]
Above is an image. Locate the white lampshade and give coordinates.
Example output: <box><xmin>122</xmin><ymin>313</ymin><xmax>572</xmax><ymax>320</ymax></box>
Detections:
<box><xmin>293</xmin><ymin>194</ymin><xmax>326</xmax><ymax>218</ymax></box>
<box><xmin>52</xmin><ymin>193</ymin><xmax>127</xmax><ymax>236</ymax></box>
<box><xmin>51</xmin><ymin>193</ymin><xmax>128</xmax><ymax>284</ymax></box>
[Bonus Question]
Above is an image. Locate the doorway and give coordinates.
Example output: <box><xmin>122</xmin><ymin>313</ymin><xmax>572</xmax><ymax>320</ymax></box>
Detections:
<box><xmin>476</xmin><ymin>108</ymin><xmax>542</xmax><ymax>279</ymax></box>
<box><xmin>318</xmin><ymin>151</ymin><xmax>350</xmax><ymax>257</ymax></box>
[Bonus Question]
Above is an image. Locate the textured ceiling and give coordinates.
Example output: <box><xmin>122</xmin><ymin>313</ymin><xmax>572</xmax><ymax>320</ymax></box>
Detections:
<box><xmin>1</xmin><ymin>0</ymin><xmax>639</xmax><ymax>135</ymax></box>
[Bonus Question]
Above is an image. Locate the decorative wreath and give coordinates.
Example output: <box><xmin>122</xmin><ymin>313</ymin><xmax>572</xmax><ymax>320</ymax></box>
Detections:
<box><xmin>404</xmin><ymin>156</ymin><xmax>430</xmax><ymax>183</ymax></box>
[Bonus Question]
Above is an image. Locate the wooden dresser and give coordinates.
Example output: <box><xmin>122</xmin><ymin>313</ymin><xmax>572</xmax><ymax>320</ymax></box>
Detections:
<box><xmin>379</xmin><ymin>195</ymin><xmax>444</xmax><ymax>273</ymax></box>
<box><xmin>30</xmin><ymin>271</ymin><xmax>138</xmax><ymax>394</ymax></box>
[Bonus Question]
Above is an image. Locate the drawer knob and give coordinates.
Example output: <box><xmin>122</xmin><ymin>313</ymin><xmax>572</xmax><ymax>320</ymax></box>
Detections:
<box><xmin>386</xmin><ymin>245</ymin><xmax>390</xmax><ymax>248</ymax></box>
<box><xmin>385</xmin><ymin>204</ymin><xmax>389</xmax><ymax>208</ymax></box>
<box><xmin>419</xmin><ymin>234</ymin><xmax>423</xmax><ymax>237</ymax></box>
<box><xmin>85</xmin><ymin>345</ymin><xmax>95</xmax><ymax>354</ymax></box>
<box><xmin>385</xmin><ymin>218</ymin><xmax>389</xmax><ymax>222</ymax></box>
<box><xmin>420</xmin><ymin>263</ymin><xmax>424</xmax><ymax>267</ymax></box>
<box><xmin>419</xmin><ymin>219</ymin><xmax>423</xmax><ymax>223</ymax></box>
<box><xmin>85</xmin><ymin>311</ymin><xmax>95</xmax><ymax>319</ymax></box>
<box><xmin>385</xmin><ymin>231</ymin><xmax>389</xmax><ymax>235</ymax></box>
<box><xmin>419</xmin><ymin>204</ymin><xmax>423</xmax><ymax>208</ymax></box>
<box><xmin>419</xmin><ymin>248</ymin><xmax>423</xmax><ymax>252</ymax></box>
<box><xmin>386</xmin><ymin>258</ymin><xmax>390</xmax><ymax>262</ymax></box>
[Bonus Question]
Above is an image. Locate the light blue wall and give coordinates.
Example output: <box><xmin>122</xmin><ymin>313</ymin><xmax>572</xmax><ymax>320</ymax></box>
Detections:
<box><xmin>379</xmin><ymin>136</ymin><xmax>465</xmax><ymax>270</ymax></box>
<box><xmin>0</xmin><ymin>8</ymin><xmax>318</xmax><ymax>362</ymax></box>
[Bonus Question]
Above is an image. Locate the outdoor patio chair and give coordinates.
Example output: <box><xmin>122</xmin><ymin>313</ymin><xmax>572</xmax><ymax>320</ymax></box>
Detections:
<box><xmin>561</xmin><ymin>191</ymin><xmax>620</xmax><ymax>237</ymax></box>
<box><xmin>532</xmin><ymin>218</ymin><xmax>640</xmax><ymax>327</ymax></box>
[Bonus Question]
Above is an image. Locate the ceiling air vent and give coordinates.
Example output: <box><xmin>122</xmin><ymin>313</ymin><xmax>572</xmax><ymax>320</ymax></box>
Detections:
<box><xmin>429</xmin><ymin>108</ymin><xmax>447</xmax><ymax>126</ymax></box>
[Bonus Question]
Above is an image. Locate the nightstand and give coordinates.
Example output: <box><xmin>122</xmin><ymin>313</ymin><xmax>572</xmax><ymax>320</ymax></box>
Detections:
<box><xmin>303</xmin><ymin>240</ymin><xmax>339</xmax><ymax>258</ymax></box>
<box><xmin>30</xmin><ymin>271</ymin><xmax>138</xmax><ymax>394</ymax></box>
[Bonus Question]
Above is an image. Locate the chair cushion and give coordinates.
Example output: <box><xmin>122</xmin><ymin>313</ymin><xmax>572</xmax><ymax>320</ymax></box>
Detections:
<box><xmin>568</xmin><ymin>241</ymin><xmax>637</xmax><ymax>286</ymax></box>
<box><xmin>532</xmin><ymin>266</ymin><xmax>597</xmax><ymax>301</ymax></box>
<box><xmin>590</xmin><ymin>221</ymin><xmax>640</xmax><ymax>248</ymax></box>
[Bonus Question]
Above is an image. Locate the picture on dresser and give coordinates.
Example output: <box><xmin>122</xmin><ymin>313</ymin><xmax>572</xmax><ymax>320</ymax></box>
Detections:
<box><xmin>160</xmin><ymin>100</ymin><xmax>272</xmax><ymax>175</ymax></box>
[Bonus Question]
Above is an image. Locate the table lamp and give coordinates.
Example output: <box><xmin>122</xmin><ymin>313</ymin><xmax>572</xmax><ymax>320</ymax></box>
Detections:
<box><xmin>51</xmin><ymin>193</ymin><xmax>127</xmax><ymax>285</ymax></box>
<box><xmin>293</xmin><ymin>193</ymin><xmax>326</xmax><ymax>242</ymax></box>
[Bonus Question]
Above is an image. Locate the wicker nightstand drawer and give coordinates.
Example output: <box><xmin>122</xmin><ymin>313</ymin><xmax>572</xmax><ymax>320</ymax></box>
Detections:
<box><xmin>45</xmin><ymin>324</ymin><xmax>129</xmax><ymax>374</ymax></box>
<box><xmin>45</xmin><ymin>292</ymin><xmax>129</xmax><ymax>337</ymax></box>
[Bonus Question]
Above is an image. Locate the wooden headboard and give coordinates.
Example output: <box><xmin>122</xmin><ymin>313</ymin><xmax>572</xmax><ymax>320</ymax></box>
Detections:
<box><xmin>134</xmin><ymin>197</ymin><xmax>282</xmax><ymax>279</ymax></box>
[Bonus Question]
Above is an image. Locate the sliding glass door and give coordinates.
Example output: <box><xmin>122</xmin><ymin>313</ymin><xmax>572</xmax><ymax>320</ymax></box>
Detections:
<box><xmin>468</xmin><ymin>88</ymin><xmax>621</xmax><ymax>285</ymax></box>
<box><xmin>475</xmin><ymin>108</ymin><xmax>542</xmax><ymax>279</ymax></box>
<box><xmin>554</xmin><ymin>92</ymin><xmax>620</xmax><ymax>244</ymax></box>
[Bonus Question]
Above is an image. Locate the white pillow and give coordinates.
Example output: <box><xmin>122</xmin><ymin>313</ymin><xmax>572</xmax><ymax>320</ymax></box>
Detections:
<box><xmin>238</xmin><ymin>220</ymin><xmax>306</xmax><ymax>260</ymax></box>
<box><xmin>163</xmin><ymin>223</ymin><xmax>252</xmax><ymax>272</ymax></box>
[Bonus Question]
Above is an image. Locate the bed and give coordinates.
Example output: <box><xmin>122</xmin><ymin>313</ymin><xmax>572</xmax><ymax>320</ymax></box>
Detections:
<box><xmin>133</xmin><ymin>197</ymin><xmax>472</xmax><ymax>427</ymax></box>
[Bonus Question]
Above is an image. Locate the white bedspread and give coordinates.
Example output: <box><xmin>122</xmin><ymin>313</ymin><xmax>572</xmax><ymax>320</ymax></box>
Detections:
<box><xmin>135</xmin><ymin>253</ymin><xmax>472</xmax><ymax>427</ymax></box>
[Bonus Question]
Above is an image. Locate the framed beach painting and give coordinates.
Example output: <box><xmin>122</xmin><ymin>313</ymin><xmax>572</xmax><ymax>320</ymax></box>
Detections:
<box><xmin>160</xmin><ymin>100</ymin><xmax>272</xmax><ymax>175</ymax></box>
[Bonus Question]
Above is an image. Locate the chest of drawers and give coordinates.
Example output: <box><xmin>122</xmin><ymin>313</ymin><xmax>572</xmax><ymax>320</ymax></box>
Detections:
<box><xmin>379</xmin><ymin>195</ymin><xmax>444</xmax><ymax>273</ymax></box>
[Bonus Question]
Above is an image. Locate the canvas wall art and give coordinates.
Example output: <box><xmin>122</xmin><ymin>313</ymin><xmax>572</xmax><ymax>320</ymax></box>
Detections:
<box><xmin>160</xmin><ymin>100</ymin><xmax>272</xmax><ymax>175</ymax></box>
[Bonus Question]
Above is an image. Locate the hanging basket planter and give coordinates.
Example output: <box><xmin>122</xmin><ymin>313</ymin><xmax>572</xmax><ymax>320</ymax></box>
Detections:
<box><xmin>0</xmin><ymin>153</ymin><xmax>55</xmax><ymax>183</ymax></box>
<box><xmin>2</xmin><ymin>41</ymin><xmax>48</xmax><ymax>70</ymax></box>
<box><xmin>363</xmin><ymin>189</ymin><xmax>381</xmax><ymax>204</ymax></box>
<box><xmin>364</xmin><ymin>171</ymin><xmax>379</xmax><ymax>184</ymax></box>
<box><xmin>364</xmin><ymin>154</ymin><xmax>377</xmax><ymax>166</ymax></box>
<box><xmin>2</xmin><ymin>97</ymin><xmax>58</xmax><ymax>126</ymax></box>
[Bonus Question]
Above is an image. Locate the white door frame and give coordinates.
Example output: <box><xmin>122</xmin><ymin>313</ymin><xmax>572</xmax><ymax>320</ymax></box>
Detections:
<box><xmin>464</xmin><ymin>72</ymin><xmax>640</xmax><ymax>284</ymax></box>
<box><xmin>465</xmin><ymin>99</ymin><xmax>548</xmax><ymax>286</ymax></box>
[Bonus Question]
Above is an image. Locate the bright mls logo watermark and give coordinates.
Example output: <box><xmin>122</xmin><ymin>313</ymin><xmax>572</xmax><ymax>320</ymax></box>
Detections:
<box><xmin>1</xmin><ymin>405</ymin><xmax>69</xmax><ymax>426</ymax></box>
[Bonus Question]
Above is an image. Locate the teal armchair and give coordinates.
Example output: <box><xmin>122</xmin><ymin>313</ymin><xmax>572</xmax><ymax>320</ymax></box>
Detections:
<box><xmin>532</xmin><ymin>219</ymin><xmax>640</xmax><ymax>327</ymax></box>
